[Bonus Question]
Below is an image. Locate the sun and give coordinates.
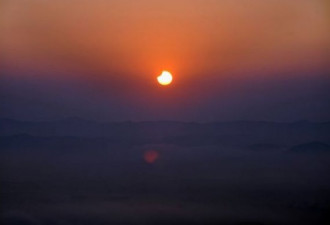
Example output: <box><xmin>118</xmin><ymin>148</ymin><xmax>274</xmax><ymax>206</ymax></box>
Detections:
<box><xmin>157</xmin><ymin>71</ymin><xmax>173</xmax><ymax>86</ymax></box>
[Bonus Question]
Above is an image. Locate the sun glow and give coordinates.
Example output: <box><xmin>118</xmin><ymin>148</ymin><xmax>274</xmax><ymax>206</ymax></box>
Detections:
<box><xmin>144</xmin><ymin>150</ymin><xmax>159</xmax><ymax>164</ymax></box>
<box><xmin>157</xmin><ymin>71</ymin><xmax>173</xmax><ymax>86</ymax></box>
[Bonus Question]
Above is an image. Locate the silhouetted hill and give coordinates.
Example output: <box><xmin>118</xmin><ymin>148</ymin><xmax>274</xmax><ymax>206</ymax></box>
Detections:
<box><xmin>0</xmin><ymin>134</ymin><xmax>113</xmax><ymax>150</ymax></box>
<box><xmin>246</xmin><ymin>143</ymin><xmax>283</xmax><ymax>151</ymax></box>
<box><xmin>1</xmin><ymin>119</ymin><xmax>330</xmax><ymax>225</ymax></box>
<box><xmin>288</xmin><ymin>142</ymin><xmax>330</xmax><ymax>153</ymax></box>
<box><xmin>1</xmin><ymin>118</ymin><xmax>330</xmax><ymax>147</ymax></box>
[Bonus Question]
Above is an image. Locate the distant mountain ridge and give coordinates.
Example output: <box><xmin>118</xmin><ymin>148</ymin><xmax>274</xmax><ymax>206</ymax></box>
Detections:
<box><xmin>289</xmin><ymin>142</ymin><xmax>330</xmax><ymax>153</ymax></box>
<box><xmin>1</xmin><ymin>118</ymin><xmax>330</xmax><ymax>148</ymax></box>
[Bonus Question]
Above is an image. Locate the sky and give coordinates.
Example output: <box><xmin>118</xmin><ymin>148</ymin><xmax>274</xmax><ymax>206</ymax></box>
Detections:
<box><xmin>1</xmin><ymin>0</ymin><xmax>329</xmax><ymax>122</ymax></box>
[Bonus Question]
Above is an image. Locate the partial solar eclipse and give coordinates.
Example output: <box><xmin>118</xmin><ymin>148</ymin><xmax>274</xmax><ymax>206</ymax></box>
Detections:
<box><xmin>157</xmin><ymin>71</ymin><xmax>173</xmax><ymax>86</ymax></box>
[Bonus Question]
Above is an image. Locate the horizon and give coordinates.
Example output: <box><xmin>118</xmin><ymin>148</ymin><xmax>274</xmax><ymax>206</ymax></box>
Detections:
<box><xmin>1</xmin><ymin>116</ymin><xmax>329</xmax><ymax>124</ymax></box>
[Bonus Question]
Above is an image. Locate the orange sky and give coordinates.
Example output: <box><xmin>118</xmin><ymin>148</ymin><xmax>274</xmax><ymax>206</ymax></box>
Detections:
<box><xmin>0</xmin><ymin>0</ymin><xmax>329</xmax><ymax>121</ymax></box>
<box><xmin>1</xmin><ymin>0</ymin><xmax>329</xmax><ymax>81</ymax></box>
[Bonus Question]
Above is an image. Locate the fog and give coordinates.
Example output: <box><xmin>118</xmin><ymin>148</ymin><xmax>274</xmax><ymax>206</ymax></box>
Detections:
<box><xmin>1</xmin><ymin>119</ymin><xmax>330</xmax><ymax>224</ymax></box>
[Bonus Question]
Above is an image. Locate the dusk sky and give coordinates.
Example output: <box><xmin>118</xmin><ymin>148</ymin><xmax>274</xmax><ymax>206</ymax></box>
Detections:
<box><xmin>1</xmin><ymin>0</ymin><xmax>329</xmax><ymax>121</ymax></box>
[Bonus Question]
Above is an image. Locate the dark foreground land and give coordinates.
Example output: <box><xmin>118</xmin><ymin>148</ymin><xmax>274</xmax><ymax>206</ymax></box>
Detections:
<box><xmin>1</xmin><ymin>118</ymin><xmax>330</xmax><ymax>225</ymax></box>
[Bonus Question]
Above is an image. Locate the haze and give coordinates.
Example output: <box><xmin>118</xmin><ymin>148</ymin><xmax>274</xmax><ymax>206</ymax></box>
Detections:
<box><xmin>1</xmin><ymin>0</ymin><xmax>329</xmax><ymax>121</ymax></box>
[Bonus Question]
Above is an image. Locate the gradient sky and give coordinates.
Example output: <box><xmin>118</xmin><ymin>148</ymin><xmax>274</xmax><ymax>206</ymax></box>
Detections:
<box><xmin>1</xmin><ymin>0</ymin><xmax>329</xmax><ymax>121</ymax></box>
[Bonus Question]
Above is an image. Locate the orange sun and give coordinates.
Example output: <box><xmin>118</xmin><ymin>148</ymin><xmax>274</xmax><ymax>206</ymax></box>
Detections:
<box><xmin>157</xmin><ymin>71</ymin><xmax>173</xmax><ymax>86</ymax></box>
